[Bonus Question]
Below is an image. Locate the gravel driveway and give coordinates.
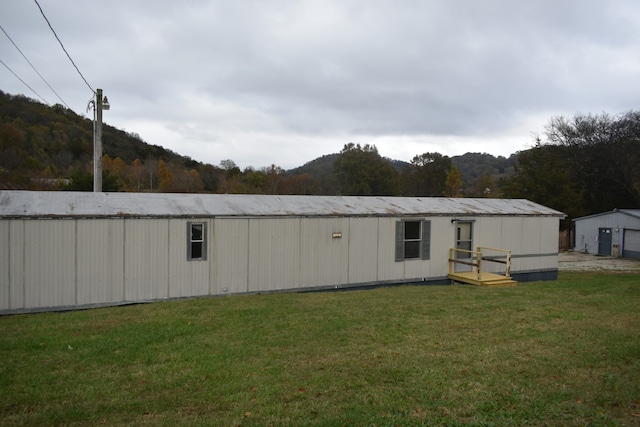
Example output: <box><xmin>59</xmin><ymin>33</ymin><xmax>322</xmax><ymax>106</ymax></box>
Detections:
<box><xmin>558</xmin><ymin>251</ymin><xmax>640</xmax><ymax>272</ymax></box>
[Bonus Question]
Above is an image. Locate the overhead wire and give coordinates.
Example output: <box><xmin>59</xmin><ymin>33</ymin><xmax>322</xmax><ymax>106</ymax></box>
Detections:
<box><xmin>0</xmin><ymin>22</ymin><xmax>73</xmax><ymax>110</ymax></box>
<box><xmin>33</xmin><ymin>0</ymin><xmax>95</xmax><ymax>95</ymax></box>
<box><xmin>0</xmin><ymin>58</ymin><xmax>51</xmax><ymax>105</ymax></box>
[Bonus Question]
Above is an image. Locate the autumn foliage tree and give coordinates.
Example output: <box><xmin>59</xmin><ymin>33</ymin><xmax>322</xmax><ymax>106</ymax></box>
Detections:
<box><xmin>472</xmin><ymin>174</ymin><xmax>498</xmax><ymax>198</ymax></box>
<box><xmin>445</xmin><ymin>166</ymin><xmax>463</xmax><ymax>197</ymax></box>
<box><xmin>158</xmin><ymin>159</ymin><xmax>174</xmax><ymax>192</ymax></box>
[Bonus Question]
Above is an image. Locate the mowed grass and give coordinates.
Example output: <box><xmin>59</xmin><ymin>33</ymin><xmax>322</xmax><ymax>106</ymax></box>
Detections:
<box><xmin>1</xmin><ymin>272</ymin><xmax>639</xmax><ymax>426</ymax></box>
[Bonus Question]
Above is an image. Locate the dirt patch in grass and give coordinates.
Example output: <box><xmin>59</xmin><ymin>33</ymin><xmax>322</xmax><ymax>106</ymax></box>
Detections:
<box><xmin>558</xmin><ymin>251</ymin><xmax>640</xmax><ymax>272</ymax></box>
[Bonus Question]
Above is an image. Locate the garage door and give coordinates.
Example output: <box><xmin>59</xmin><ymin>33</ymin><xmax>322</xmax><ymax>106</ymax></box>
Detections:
<box><xmin>623</xmin><ymin>229</ymin><xmax>640</xmax><ymax>259</ymax></box>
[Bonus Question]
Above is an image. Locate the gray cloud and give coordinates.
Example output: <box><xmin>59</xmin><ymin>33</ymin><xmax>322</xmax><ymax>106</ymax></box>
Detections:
<box><xmin>1</xmin><ymin>0</ymin><xmax>639</xmax><ymax>169</ymax></box>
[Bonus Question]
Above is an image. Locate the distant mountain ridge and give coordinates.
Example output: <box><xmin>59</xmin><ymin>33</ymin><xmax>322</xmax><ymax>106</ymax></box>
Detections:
<box><xmin>1</xmin><ymin>90</ymin><xmax>517</xmax><ymax>194</ymax></box>
<box><xmin>288</xmin><ymin>150</ymin><xmax>516</xmax><ymax>196</ymax></box>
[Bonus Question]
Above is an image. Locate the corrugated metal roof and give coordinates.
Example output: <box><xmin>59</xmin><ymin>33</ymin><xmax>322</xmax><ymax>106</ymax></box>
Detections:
<box><xmin>573</xmin><ymin>208</ymin><xmax>640</xmax><ymax>222</ymax></box>
<box><xmin>0</xmin><ymin>191</ymin><xmax>565</xmax><ymax>218</ymax></box>
<box><xmin>619</xmin><ymin>209</ymin><xmax>640</xmax><ymax>219</ymax></box>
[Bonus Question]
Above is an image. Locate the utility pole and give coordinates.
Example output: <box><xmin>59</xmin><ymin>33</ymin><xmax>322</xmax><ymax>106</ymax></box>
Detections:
<box><xmin>93</xmin><ymin>89</ymin><xmax>109</xmax><ymax>192</ymax></box>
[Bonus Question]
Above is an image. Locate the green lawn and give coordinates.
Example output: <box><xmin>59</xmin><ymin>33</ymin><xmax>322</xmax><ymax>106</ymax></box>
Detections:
<box><xmin>1</xmin><ymin>272</ymin><xmax>639</xmax><ymax>426</ymax></box>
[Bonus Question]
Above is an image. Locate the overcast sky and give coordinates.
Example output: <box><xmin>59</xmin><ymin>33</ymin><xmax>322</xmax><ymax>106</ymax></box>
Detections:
<box><xmin>1</xmin><ymin>1</ymin><xmax>639</xmax><ymax>169</ymax></box>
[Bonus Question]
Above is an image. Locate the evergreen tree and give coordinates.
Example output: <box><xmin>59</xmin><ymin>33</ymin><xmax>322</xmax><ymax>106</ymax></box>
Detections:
<box><xmin>332</xmin><ymin>143</ymin><xmax>400</xmax><ymax>196</ymax></box>
<box><xmin>400</xmin><ymin>152</ymin><xmax>452</xmax><ymax>196</ymax></box>
<box><xmin>503</xmin><ymin>141</ymin><xmax>582</xmax><ymax>221</ymax></box>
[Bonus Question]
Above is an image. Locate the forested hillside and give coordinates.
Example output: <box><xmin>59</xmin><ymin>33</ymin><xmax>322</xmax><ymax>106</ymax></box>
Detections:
<box><xmin>3</xmin><ymin>91</ymin><xmax>636</xmax><ymax>220</ymax></box>
<box><xmin>0</xmin><ymin>91</ymin><xmax>514</xmax><ymax>196</ymax></box>
<box><xmin>0</xmin><ymin>91</ymin><xmax>219</xmax><ymax>192</ymax></box>
<box><xmin>451</xmin><ymin>153</ymin><xmax>516</xmax><ymax>197</ymax></box>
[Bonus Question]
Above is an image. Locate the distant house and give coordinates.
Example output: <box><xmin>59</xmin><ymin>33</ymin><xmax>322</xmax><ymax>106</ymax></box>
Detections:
<box><xmin>0</xmin><ymin>191</ymin><xmax>564</xmax><ymax>314</ymax></box>
<box><xmin>573</xmin><ymin>209</ymin><xmax>640</xmax><ymax>258</ymax></box>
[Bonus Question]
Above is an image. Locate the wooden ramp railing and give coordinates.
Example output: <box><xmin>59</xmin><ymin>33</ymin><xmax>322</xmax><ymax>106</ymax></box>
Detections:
<box><xmin>448</xmin><ymin>247</ymin><xmax>517</xmax><ymax>287</ymax></box>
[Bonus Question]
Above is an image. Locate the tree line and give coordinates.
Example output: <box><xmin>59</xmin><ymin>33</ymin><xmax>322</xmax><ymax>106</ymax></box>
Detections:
<box><xmin>503</xmin><ymin>111</ymin><xmax>640</xmax><ymax>221</ymax></box>
<box><xmin>0</xmin><ymin>91</ymin><xmax>511</xmax><ymax>196</ymax></box>
<box><xmin>1</xmin><ymin>91</ymin><xmax>638</xmax><ymax>221</ymax></box>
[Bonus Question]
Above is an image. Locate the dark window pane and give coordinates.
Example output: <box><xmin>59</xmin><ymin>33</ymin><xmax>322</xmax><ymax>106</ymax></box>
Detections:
<box><xmin>405</xmin><ymin>241</ymin><xmax>420</xmax><ymax>259</ymax></box>
<box><xmin>191</xmin><ymin>242</ymin><xmax>203</xmax><ymax>259</ymax></box>
<box><xmin>457</xmin><ymin>241</ymin><xmax>472</xmax><ymax>258</ymax></box>
<box><xmin>404</xmin><ymin>221</ymin><xmax>420</xmax><ymax>240</ymax></box>
<box><xmin>191</xmin><ymin>224</ymin><xmax>203</xmax><ymax>241</ymax></box>
<box><xmin>458</xmin><ymin>241</ymin><xmax>472</xmax><ymax>251</ymax></box>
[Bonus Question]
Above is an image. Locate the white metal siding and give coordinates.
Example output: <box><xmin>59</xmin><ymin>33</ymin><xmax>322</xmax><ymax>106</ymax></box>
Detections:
<box><xmin>7</xmin><ymin>221</ymin><xmax>24</xmax><ymax>309</ymax></box>
<box><xmin>517</xmin><ymin>216</ymin><xmax>533</xmax><ymax>254</ymax></box>
<box><xmin>503</xmin><ymin>216</ymin><xmax>559</xmax><ymax>273</ymax></box>
<box><xmin>474</xmin><ymin>218</ymin><xmax>502</xmax><ymax>274</ymax></box>
<box><xmin>24</xmin><ymin>220</ymin><xmax>76</xmax><ymax>308</ymax></box>
<box><xmin>574</xmin><ymin>212</ymin><xmax>640</xmax><ymax>255</ymax></box>
<box><xmin>520</xmin><ymin>217</ymin><xmax>543</xmax><ymax>271</ymax></box>
<box><xmin>248</xmin><ymin>218</ymin><xmax>301</xmax><ymax>292</ymax></box>
<box><xmin>498</xmin><ymin>217</ymin><xmax>527</xmax><ymax>272</ymax></box>
<box><xmin>213</xmin><ymin>218</ymin><xmax>249</xmax><ymax>294</ymax></box>
<box><xmin>429</xmin><ymin>217</ymin><xmax>454</xmax><ymax>278</ymax></box>
<box><xmin>0</xmin><ymin>209</ymin><xmax>563</xmax><ymax>313</ymax></box>
<box><xmin>124</xmin><ymin>219</ymin><xmax>169</xmax><ymax>301</ymax></box>
<box><xmin>377</xmin><ymin>217</ymin><xmax>405</xmax><ymax>281</ymax></box>
<box><xmin>574</xmin><ymin>217</ymin><xmax>596</xmax><ymax>254</ymax></box>
<box><xmin>498</xmin><ymin>217</ymin><xmax>523</xmax><ymax>252</ymax></box>
<box><xmin>299</xmin><ymin>217</ymin><xmax>350</xmax><ymax>287</ymax></box>
<box><xmin>168</xmin><ymin>219</ymin><xmax>210</xmax><ymax>298</ymax></box>
<box><xmin>475</xmin><ymin>217</ymin><xmax>496</xmax><ymax>250</ymax></box>
<box><xmin>347</xmin><ymin>217</ymin><xmax>379</xmax><ymax>284</ymax></box>
<box><xmin>538</xmin><ymin>217</ymin><xmax>558</xmax><ymax>253</ymax></box>
<box><xmin>76</xmin><ymin>219</ymin><xmax>125</xmax><ymax>305</ymax></box>
<box><xmin>0</xmin><ymin>221</ymin><xmax>9</xmax><ymax>310</ymax></box>
<box><xmin>495</xmin><ymin>217</ymin><xmax>527</xmax><ymax>273</ymax></box>
<box><xmin>471</xmin><ymin>216</ymin><xmax>559</xmax><ymax>274</ymax></box>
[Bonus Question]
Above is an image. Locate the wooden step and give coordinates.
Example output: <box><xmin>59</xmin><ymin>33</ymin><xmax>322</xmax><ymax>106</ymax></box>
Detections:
<box><xmin>448</xmin><ymin>271</ymin><xmax>517</xmax><ymax>287</ymax></box>
<box><xmin>479</xmin><ymin>279</ymin><xmax>517</xmax><ymax>287</ymax></box>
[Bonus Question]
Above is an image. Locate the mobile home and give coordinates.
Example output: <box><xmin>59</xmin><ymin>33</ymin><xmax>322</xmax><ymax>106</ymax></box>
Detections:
<box><xmin>0</xmin><ymin>191</ymin><xmax>564</xmax><ymax>313</ymax></box>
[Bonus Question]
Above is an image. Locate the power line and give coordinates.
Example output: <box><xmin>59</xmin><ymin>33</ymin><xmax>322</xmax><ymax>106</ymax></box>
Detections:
<box><xmin>0</xmin><ymin>22</ymin><xmax>73</xmax><ymax>110</ymax></box>
<box><xmin>0</xmin><ymin>58</ymin><xmax>51</xmax><ymax>105</ymax></box>
<box><xmin>33</xmin><ymin>0</ymin><xmax>95</xmax><ymax>94</ymax></box>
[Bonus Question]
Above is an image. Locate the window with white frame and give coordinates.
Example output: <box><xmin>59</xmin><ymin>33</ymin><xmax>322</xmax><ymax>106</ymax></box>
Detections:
<box><xmin>187</xmin><ymin>222</ymin><xmax>207</xmax><ymax>261</ymax></box>
<box><xmin>455</xmin><ymin>221</ymin><xmax>473</xmax><ymax>257</ymax></box>
<box><xmin>395</xmin><ymin>220</ymin><xmax>431</xmax><ymax>261</ymax></box>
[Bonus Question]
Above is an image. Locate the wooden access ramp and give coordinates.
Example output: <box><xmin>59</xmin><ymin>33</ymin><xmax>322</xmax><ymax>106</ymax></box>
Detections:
<box><xmin>448</xmin><ymin>247</ymin><xmax>517</xmax><ymax>287</ymax></box>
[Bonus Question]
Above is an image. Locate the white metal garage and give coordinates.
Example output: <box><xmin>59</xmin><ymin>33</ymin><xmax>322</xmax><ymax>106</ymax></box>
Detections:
<box><xmin>573</xmin><ymin>209</ymin><xmax>640</xmax><ymax>258</ymax></box>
